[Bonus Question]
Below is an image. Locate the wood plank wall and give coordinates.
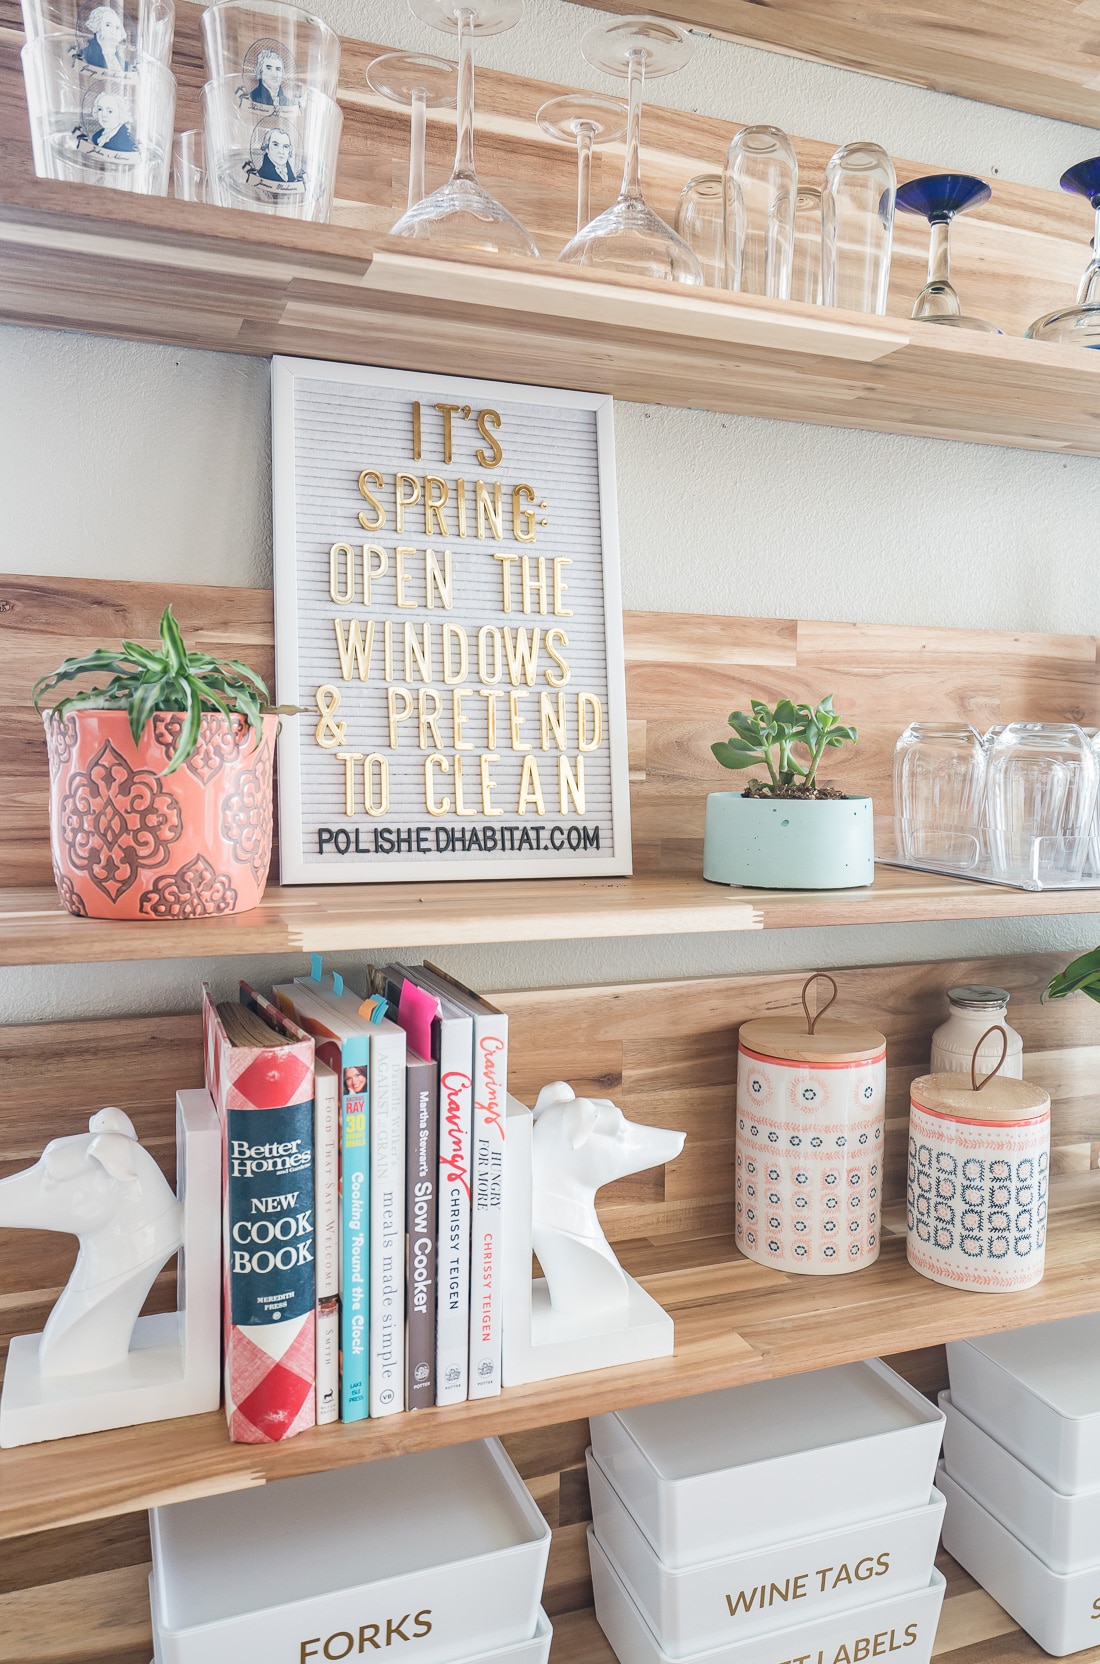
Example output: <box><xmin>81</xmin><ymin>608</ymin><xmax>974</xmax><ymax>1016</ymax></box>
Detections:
<box><xmin>4</xmin><ymin>951</ymin><xmax>1098</xmax><ymax>1661</ymax></box>
<box><xmin>3</xmin><ymin>575</ymin><xmax>1098</xmax><ymax>886</ymax></box>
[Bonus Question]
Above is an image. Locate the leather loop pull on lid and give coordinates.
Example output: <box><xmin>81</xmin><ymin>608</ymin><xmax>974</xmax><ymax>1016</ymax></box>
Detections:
<box><xmin>802</xmin><ymin>972</ymin><xmax>838</xmax><ymax>1036</ymax></box>
<box><xmin>972</xmin><ymin>1024</ymin><xmax>1009</xmax><ymax>1093</ymax></box>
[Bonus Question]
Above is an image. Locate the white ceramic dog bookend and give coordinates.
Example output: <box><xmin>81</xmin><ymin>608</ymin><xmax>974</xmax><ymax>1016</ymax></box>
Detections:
<box><xmin>503</xmin><ymin>1081</ymin><xmax>685</xmax><ymax>1386</ymax></box>
<box><xmin>0</xmin><ymin>1107</ymin><xmax>182</xmax><ymax>1377</ymax></box>
<box><xmin>531</xmin><ymin>1081</ymin><xmax>685</xmax><ymax>1320</ymax></box>
<box><xmin>0</xmin><ymin>1088</ymin><xmax>220</xmax><ymax>1448</ymax></box>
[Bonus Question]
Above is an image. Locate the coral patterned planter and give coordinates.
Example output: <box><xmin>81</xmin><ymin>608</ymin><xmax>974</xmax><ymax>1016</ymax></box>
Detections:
<box><xmin>734</xmin><ymin>1011</ymin><xmax>887</xmax><ymax>1276</ymax></box>
<box><xmin>45</xmin><ymin>710</ymin><xmax>275</xmax><ymax>920</ymax></box>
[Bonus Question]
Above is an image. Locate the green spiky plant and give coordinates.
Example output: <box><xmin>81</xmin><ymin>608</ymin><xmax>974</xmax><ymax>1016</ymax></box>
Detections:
<box><xmin>711</xmin><ymin>695</ymin><xmax>858</xmax><ymax>798</ymax></box>
<box><xmin>1046</xmin><ymin>948</ymin><xmax>1100</xmax><ymax>1006</ymax></box>
<box><xmin>33</xmin><ymin>606</ymin><xmax>275</xmax><ymax>776</ymax></box>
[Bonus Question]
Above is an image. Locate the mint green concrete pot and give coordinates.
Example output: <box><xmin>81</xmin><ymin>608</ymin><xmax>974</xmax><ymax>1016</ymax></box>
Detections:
<box><xmin>703</xmin><ymin>794</ymin><xmax>875</xmax><ymax>889</ymax></box>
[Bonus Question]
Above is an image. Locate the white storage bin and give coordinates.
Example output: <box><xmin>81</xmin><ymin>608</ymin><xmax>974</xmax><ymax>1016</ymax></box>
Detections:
<box><xmin>588</xmin><ymin>1359</ymin><xmax>945</xmax><ymax>1567</ymax></box>
<box><xmin>947</xmin><ymin>1313</ymin><xmax>1100</xmax><ymax>1491</ymax></box>
<box><xmin>589</xmin><ymin>1528</ymin><xmax>947</xmax><ymax>1664</ymax></box>
<box><xmin>941</xmin><ymin>1391</ymin><xmax>1100</xmax><ymax>1575</ymax></box>
<box><xmin>149</xmin><ymin>1440</ymin><xmax>551</xmax><ymax>1664</ymax></box>
<box><xmin>939</xmin><ymin>1465</ymin><xmax>1100</xmax><ymax>1657</ymax></box>
<box><xmin>587</xmin><ymin>1447</ymin><xmax>945</xmax><ymax>1655</ymax></box>
<box><xmin>151</xmin><ymin>1581</ymin><xmax>553</xmax><ymax>1664</ymax></box>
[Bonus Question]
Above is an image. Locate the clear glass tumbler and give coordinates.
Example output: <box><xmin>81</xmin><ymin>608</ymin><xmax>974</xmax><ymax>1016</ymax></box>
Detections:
<box><xmin>893</xmin><ymin>723</ymin><xmax>987</xmax><ymax>868</ymax></box>
<box><xmin>822</xmin><ymin>140</ymin><xmax>896</xmax><ymax>314</ymax></box>
<box><xmin>788</xmin><ymin>184</ymin><xmax>822</xmax><ymax>304</ymax></box>
<box><xmin>201</xmin><ymin>0</ymin><xmax>340</xmax><ymax>99</ymax></box>
<box><xmin>21</xmin><ymin>0</ymin><xmax>174</xmax><ymax>65</ymax></box>
<box><xmin>726</xmin><ymin>124</ymin><xmax>797</xmax><ymax>298</ymax></box>
<box><xmin>674</xmin><ymin>173</ymin><xmax>726</xmax><ymax>287</ymax></box>
<box><xmin>986</xmin><ymin>723</ymin><xmax>1099</xmax><ymax>887</ymax></box>
<box><xmin>172</xmin><ymin>127</ymin><xmax>206</xmax><ymax>199</ymax></box>
<box><xmin>22</xmin><ymin>32</ymin><xmax>174</xmax><ymax>192</ymax></box>
<box><xmin>202</xmin><ymin>72</ymin><xmax>341</xmax><ymax>218</ymax></box>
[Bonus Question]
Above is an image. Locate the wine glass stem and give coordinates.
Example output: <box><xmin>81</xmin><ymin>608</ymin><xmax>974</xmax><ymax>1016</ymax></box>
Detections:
<box><xmin>575</xmin><ymin>124</ymin><xmax>594</xmax><ymax>233</ymax></box>
<box><xmin>928</xmin><ymin>218</ymin><xmax>950</xmax><ymax>287</ymax></box>
<box><xmin>1078</xmin><ymin>202</ymin><xmax>1100</xmax><ymax>305</ymax></box>
<box><xmin>452</xmin><ymin>6</ymin><xmax>477</xmax><ymax>184</ymax></box>
<box><xmin>408</xmin><ymin>88</ymin><xmax>427</xmax><ymax>211</ymax></box>
<box><xmin>619</xmin><ymin>47</ymin><xmax>645</xmax><ymax>204</ymax></box>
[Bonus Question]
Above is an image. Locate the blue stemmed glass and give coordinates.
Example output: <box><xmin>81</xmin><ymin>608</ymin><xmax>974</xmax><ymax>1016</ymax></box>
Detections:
<box><xmin>895</xmin><ymin>173</ymin><xmax>1001</xmax><ymax>332</ymax></box>
<box><xmin>1028</xmin><ymin>158</ymin><xmax>1100</xmax><ymax>346</ymax></box>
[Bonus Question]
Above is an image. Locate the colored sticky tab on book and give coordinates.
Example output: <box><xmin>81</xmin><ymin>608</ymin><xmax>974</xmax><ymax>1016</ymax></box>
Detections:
<box><xmin>358</xmin><ymin>995</ymin><xmax>387</xmax><ymax>1026</ymax></box>
<box><xmin>308</xmin><ymin>955</ymin><xmax>343</xmax><ymax>997</ymax></box>
<box><xmin>398</xmin><ymin>978</ymin><xmax>440</xmax><ymax>1060</ymax></box>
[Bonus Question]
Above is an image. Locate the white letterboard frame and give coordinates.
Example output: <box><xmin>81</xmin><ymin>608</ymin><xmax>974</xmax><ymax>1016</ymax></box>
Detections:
<box><xmin>272</xmin><ymin>357</ymin><xmax>631</xmax><ymax>884</ymax></box>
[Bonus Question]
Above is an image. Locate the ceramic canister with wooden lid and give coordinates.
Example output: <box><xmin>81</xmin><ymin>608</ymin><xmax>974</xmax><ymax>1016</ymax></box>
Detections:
<box><xmin>907</xmin><ymin>1027</ymin><xmax>1050</xmax><ymax>1293</ymax></box>
<box><xmin>735</xmin><ymin>975</ymin><xmax>887</xmax><ymax>1275</ymax></box>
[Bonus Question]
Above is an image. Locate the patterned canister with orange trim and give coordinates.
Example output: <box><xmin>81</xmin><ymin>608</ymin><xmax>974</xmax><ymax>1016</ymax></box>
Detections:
<box><xmin>907</xmin><ymin>1026</ymin><xmax>1050</xmax><ymax>1293</ymax></box>
<box><xmin>735</xmin><ymin>975</ymin><xmax>887</xmax><ymax>1276</ymax></box>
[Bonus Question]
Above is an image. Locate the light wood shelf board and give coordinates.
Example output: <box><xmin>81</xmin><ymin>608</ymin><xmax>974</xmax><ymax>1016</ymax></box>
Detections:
<box><xmin>565</xmin><ymin>0</ymin><xmax>1100</xmax><ymax>133</ymax></box>
<box><xmin>0</xmin><ymin>6</ymin><xmax>1097</xmax><ymax>454</ymax></box>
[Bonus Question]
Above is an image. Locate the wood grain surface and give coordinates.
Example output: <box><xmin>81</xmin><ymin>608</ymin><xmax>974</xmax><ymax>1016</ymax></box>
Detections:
<box><xmin>564</xmin><ymin>0</ymin><xmax>1100</xmax><ymax>131</ymax></box>
<box><xmin>2</xmin><ymin>951</ymin><xmax>1099</xmax><ymax>1539</ymax></box>
<box><xmin>0</xmin><ymin>7</ymin><xmax>1099</xmax><ymax>454</ymax></box>
<box><xmin>4</xmin><ymin>575</ymin><xmax>1100</xmax><ymax>961</ymax></box>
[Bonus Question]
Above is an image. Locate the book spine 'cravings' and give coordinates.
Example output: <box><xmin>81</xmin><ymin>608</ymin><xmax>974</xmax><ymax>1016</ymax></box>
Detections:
<box><xmin>435</xmin><ymin>1019</ymin><xmax>473</xmax><ymax>1405</ymax></box>
<box><xmin>468</xmin><ymin>1011</ymin><xmax>508</xmax><ymax>1399</ymax></box>
<box><xmin>313</xmin><ymin>1060</ymin><xmax>340</xmax><ymax>1425</ymax></box>
<box><xmin>369</xmin><ymin>1020</ymin><xmax>406</xmax><ymax>1416</ymax></box>
<box><xmin>405</xmin><ymin>1051</ymin><xmax>438</xmax><ymax>1410</ymax></box>
<box><xmin>203</xmin><ymin>985</ymin><xmax>316</xmax><ymax>1444</ymax></box>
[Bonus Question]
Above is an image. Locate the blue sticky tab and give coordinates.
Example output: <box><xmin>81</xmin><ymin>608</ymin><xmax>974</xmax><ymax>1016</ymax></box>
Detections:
<box><xmin>333</xmin><ymin>972</ymin><xmax>344</xmax><ymax>997</ymax></box>
<box><xmin>310</xmin><ymin>953</ymin><xmax>323</xmax><ymax>983</ymax></box>
<box><xmin>369</xmin><ymin>996</ymin><xmax>387</xmax><ymax>1025</ymax></box>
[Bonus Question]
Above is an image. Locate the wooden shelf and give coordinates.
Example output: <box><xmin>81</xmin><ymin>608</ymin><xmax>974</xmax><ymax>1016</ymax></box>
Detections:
<box><xmin>566</xmin><ymin>0</ymin><xmax>1100</xmax><ymax>132</ymax></box>
<box><xmin>4</xmin><ymin>1171</ymin><xmax>1099</xmax><ymax>1541</ymax></box>
<box><xmin>5</xmin><ymin>865</ymin><xmax>1100</xmax><ymax>966</ymax></box>
<box><xmin>0</xmin><ymin>1555</ymin><xmax>1084</xmax><ymax>1664</ymax></box>
<box><xmin>0</xmin><ymin>4</ymin><xmax>1098</xmax><ymax>457</ymax></box>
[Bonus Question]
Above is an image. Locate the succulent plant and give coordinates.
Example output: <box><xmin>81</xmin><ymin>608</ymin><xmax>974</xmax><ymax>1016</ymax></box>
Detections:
<box><xmin>711</xmin><ymin>695</ymin><xmax>857</xmax><ymax>797</ymax></box>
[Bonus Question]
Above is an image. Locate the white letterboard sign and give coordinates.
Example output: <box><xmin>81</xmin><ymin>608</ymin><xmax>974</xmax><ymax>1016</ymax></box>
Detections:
<box><xmin>271</xmin><ymin>358</ymin><xmax>631</xmax><ymax>884</ymax></box>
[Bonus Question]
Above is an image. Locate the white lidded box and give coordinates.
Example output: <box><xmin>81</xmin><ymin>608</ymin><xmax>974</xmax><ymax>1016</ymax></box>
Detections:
<box><xmin>589</xmin><ymin>1529</ymin><xmax>947</xmax><ymax>1664</ymax></box>
<box><xmin>941</xmin><ymin>1391</ymin><xmax>1100</xmax><ymax>1575</ymax></box>
<box><xmin>587</xmin><ymin>1446</ymin><xmax>945</xmax><ymax>1655</ymax></box>
<box><xmin>947</xmin><ymin>1313</ymin><xmax>1100</xmax><ymax>1491</ymax></box>
<box><xmin>149</xmin><ymin>1439</ymin><xmax>551</xmax><ymax>1664</ymax></box>
<box><xmin>588</xmin><ymin>1359</ymin><xmax>945</xmax><ymax>1567</ymax></box>
<box><xmin>939</xmin><ymin>1465</ymin><xmax>1100</xmax><ymax>1656</ymax></box>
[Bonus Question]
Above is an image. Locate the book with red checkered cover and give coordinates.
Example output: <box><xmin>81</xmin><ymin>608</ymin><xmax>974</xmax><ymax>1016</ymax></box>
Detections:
<box><xmin>203</xmin><ymin>983</ymin><xmax>317</xmax><ymax>1443</ymax></box>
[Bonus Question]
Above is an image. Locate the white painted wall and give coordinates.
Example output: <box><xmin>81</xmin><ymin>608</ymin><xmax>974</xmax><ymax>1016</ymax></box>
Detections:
<box><xmin>3</xmin><ymin>0</ymin><xmax>1100</xmax><ymax>1024</ymax></box>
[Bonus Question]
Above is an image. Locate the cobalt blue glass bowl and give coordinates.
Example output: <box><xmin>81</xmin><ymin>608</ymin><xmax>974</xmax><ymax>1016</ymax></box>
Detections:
<box><xmin>1061</xmin><ymin>158</ymin><xmax>1100</xmax><ymax>207</ymax></box>
<box><xmin>895</xmin><ymin>173</ymin><xmax>992</xmax><ymax>223</ymax></box>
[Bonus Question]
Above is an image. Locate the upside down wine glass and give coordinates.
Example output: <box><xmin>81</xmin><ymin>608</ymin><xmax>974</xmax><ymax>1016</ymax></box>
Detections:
<box><xmin>895</xmin><ymin>173</ymin><xmax>1001</xmax><ymax>332</ymax></box>
<box><xmin>559</xmin><ymin>15</ymin><xmax>702</xmax><ymax>284</ymax></box>
<box><xmin>367</xmin><ymin>51</ymin><xmax>457</xmax><ymax>215</ymax></box>
<box><xmin>537</xmin><ymin>92</ymin><xmax>627</xmax><ymax>235</ymax></box>
<box><xmin>389</xmin><ymin>0</ymin><xmax>537</xmax><ymax>256</ymax></box>
<box><xmin>1028</xmin><ymin>158</ymin><xmax>1100</xmax><ymax>346</ymax></box>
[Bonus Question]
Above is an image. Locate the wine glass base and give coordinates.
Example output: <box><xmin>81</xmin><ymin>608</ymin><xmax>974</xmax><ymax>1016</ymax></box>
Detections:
<box><xmin>365</xmin><ymin>51</ymin><xmax>457</xmax><ymax>107</ymax></box>
<box><xmin>581</xmin><ymin>14</ymin><xmax>693</xmax><ymax>78</ymax></box>
<box><xmin>1027</xmin><ymin>305</ymin><xmax>1100</xmax><ymax>346</ymax></box>
<box><xmin>560</xmin><ymin>198</ymin><xmax>703</xmax><ymax>283</ymax></box>
<box><xmin>408</xmin><ymin>0</ymin><xmax>523</xmax><ymax>35</ymax></box>
<box><xmin>536</xmin><ymin>92</ymin><xmax>627</xmax><ymax>146</ymax></box>
<box><xmin>915</xmin><ymin>313</ymin><xmax>1003</xmax><ymax>333</ymax></box>
<box><xmin>390</xmin><ymin>175</ymin><xmax>540</xmax><ymax>257</ymax></box>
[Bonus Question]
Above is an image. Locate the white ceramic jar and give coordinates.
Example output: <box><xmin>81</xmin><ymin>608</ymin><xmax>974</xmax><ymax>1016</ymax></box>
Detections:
<box><xmin>930</xmin><ymin>985</ymin><xmax>1023</xmax><ymax>1079</ymax></box>
<box><xmin>907</xmin><ymin>1057</ymin><xmax>1050</xmax><ymax>1293</ymax></box>
<box><xmin>735</xmin><ymin>992</ymin><xmax>886</xmax><ymax>1276</ymax></box>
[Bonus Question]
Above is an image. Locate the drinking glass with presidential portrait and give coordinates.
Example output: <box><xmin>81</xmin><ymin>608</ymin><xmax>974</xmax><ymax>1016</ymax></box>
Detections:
<box><xmin>21</xmin><ymin>27</ymin><xmax>175</xmax><ymax>192</ymax></box>
<box><xmin>202</xmin><ymin>71</ymin><xmax>340</xmax><ymax>217</ymax></box>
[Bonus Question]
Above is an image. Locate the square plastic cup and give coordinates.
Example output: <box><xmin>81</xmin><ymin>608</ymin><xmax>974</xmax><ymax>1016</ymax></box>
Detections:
<box><xmin>200</xmin><ymin>0</ymin><xmax>340</xmax><ymax>99</ymax></box>
<box><xmin>172</xmin><ymin>128</ymin><xmax>206</xmax><ymax>199</ymax></box>
<box><xmin>21</xmin><ymin>0</ymin><xmax>173</xmax><ymax>66</ymax></box>
<box><xmin>202</xmin><ymin>72</ymin><xmax>340</xmax><ymax>219</ymax></box>
<box><xmin>21</xmin><ymin>32</ymin><xmax>174</xmax><ymax>193</ymax></box>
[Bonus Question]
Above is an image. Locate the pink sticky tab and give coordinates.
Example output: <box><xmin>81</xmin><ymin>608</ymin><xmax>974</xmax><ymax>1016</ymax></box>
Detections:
<box><xmin>398</xmin><ymin>978</ymin><xmax>440</xmax><ymax>1061</ymax></box>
